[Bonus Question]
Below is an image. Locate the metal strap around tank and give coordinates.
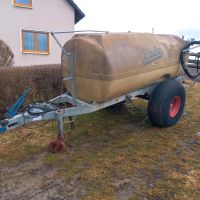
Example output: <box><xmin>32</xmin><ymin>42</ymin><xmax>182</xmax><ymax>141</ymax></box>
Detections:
<box><xmin>50</xmin><ymin>32</ymin><xmax>77</xmax><ymax>106</ymax></box>
<box><xmin>68</xmin><ymin>52</ymin><xmax>76</xmax><ymax>106</ymax></box>
<box><xmin>50</xmin><ymin>30</ymin><xmax>109</xmax><ymax>106</ymax></box>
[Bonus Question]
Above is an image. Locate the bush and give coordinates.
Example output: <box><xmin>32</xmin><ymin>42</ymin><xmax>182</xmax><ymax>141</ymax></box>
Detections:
<box><xmin>0</xmin><ymin>40</ymin><xmax>14</xmax><ymax>67</ymax></box>
<box><xmin>0</xmin><ymin>64</ymin><xmax>63</xmax><ymax>110</ymax></box>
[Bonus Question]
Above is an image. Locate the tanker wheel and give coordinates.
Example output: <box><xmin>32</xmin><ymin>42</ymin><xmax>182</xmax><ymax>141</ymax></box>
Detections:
<box><xmin>147</xmin><ymin>79</ymin><xmax>186</xmax><ymax>127</ymax></box>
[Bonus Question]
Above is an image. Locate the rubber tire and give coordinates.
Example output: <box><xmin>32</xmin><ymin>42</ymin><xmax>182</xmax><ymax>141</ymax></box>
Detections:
<box><xmin>148</xmin><ymin>79</ymin><xmax>186</xmax><ymax>127</ymax></box>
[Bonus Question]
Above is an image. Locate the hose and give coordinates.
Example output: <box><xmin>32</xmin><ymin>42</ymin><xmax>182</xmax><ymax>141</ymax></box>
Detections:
<box><xmin>27</xmin><ymin>102</ymin><xmax>58</xmax><ymax>116</ymax></box>
<box><xmin>180</xmin><ymin>40</ymin><xmax>200</xmax><ymax>79</ymax></box>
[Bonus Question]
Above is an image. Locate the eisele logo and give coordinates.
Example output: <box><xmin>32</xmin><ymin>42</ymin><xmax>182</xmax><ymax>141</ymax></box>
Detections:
<box><xmin>143</xmin><ymin>47</ymin><xmax>163</xmax><ymax>65</ymax></box>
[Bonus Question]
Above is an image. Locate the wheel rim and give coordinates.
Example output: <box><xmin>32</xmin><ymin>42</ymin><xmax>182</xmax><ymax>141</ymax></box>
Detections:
<box><xmin>169</xmin><ymin>96</ymin><xmax>181</xmax><ymax>118</ymax></box>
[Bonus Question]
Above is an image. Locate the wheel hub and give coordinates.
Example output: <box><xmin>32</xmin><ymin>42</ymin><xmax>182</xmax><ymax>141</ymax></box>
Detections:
<box><xmin>169</xmin><ymin>96</ymin><xmax>181</xmax><ymax>118</ymax></box>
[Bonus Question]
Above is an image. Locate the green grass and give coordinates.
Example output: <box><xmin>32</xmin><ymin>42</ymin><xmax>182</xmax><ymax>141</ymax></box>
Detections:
<box><xmin>0</xmin><ymin>83</ymin><xmax>200</xmax><ymax>199</ymax></box>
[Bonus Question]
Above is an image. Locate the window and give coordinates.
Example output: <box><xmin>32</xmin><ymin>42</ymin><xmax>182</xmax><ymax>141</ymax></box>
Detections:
<box><xmin>21</xmin><ymin>30</ymin><xmax>50</xmax><ymax>54</ymax></box>
<box><xmin>13</xmin><ymin>0</ymin><xmax>32</xmax><ymax>8</ymax></box>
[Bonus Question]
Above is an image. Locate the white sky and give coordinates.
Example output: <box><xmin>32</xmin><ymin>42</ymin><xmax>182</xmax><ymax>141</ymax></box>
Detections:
<box><xmin>74</xmin><ymin>0</ymin><xmax>200</xmax><ymax>39</ymax></box>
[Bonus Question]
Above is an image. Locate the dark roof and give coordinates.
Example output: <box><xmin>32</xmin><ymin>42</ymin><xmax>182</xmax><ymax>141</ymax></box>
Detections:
<box><xmin>67</xmin><ymin>0</ymin><xmax>85</xmax><ymax>24</ymax></box>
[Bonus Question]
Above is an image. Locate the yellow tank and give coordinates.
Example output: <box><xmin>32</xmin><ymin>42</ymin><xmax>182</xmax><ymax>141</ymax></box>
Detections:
<box><xmin>61</xmin><ymin>32</ymin><xmax>185</xmax><ymax>102</ymax></box>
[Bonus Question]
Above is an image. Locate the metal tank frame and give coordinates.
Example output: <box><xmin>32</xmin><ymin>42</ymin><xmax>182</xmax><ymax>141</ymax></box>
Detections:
<box><xmin>0</xmin><ymin>80</ymin><xmax>160</xmax><ymax>137</ymax></box>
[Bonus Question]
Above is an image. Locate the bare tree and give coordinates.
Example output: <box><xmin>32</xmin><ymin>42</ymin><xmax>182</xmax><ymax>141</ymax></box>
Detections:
<box><xmin>0</xmin><ymin>40</ymin><xmax>14</xmax><ymax>67</ymax></box>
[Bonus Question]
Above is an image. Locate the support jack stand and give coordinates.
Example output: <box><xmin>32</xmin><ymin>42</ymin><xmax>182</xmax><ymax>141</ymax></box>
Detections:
<box><xmin>48</xmin><ymin>136</ymin><xmax>65</xmax><ymax>153</ymax></box>
<box><xmin>48</xmin><ymin>114</ymin><xmax>66</xmax><ymax>153</ymax></box>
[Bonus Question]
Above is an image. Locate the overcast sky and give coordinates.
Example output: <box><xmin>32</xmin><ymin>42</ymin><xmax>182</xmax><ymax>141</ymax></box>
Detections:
<box><xmin>74</xmin><ymin>0</ymin><xmax>200</xmax><ymax>39</ymax></box>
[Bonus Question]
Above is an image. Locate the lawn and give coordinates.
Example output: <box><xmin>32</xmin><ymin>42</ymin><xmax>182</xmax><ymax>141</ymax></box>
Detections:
<box><xmin>0</xmin><ymin>83</ymin><xmax>199</xmax><ymax>200</ymax></box>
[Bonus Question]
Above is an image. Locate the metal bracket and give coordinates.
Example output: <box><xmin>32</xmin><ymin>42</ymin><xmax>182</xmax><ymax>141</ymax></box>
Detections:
<box><xmin>50</xmin><ymin>32</ymin><xmax>77</xmax><ymax>106</ymax></box>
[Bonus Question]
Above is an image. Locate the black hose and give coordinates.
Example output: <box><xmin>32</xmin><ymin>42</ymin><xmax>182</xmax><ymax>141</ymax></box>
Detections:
<box><xmin>180</xmin><ymin>40</ymin><xmax>200</xmax><ymax>79</ymax></box>
<box><xmin>27</xmin><ymin>103</ymin><xmax>58</xmax><ymax>116</ymax></box>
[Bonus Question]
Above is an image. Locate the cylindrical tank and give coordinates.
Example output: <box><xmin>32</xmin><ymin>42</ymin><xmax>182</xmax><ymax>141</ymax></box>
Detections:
<box><xmin>61</xmin><ymin>32</ymin><xmax>185</xmax><ymax>103</ymax></box>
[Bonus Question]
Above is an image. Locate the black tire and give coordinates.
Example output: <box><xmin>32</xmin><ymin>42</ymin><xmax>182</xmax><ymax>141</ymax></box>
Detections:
<box><xmin>148</xmin><ymin>79</ymin><xmax>186</xmax><ymax>127</ymax></box>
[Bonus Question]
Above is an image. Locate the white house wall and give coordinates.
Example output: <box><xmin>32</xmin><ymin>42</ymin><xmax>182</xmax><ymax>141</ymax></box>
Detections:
<box><xmin>0</xmin><ymin>0</ymin><xmax>75</xmax><ymax>66</ymax></box>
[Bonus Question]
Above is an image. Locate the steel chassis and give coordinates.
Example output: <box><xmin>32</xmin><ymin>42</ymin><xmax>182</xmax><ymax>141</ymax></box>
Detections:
<box><xmin>1</xmin><ymin>83</ymin><xmax>159</xmax><ymax>136</ymax></box>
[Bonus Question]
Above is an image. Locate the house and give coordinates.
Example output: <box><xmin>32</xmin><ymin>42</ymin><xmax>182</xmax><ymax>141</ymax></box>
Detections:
<box><xmin>0</xmin><ymin>0</ymin><xmax>85</xmax><ymax>66</ymax></box>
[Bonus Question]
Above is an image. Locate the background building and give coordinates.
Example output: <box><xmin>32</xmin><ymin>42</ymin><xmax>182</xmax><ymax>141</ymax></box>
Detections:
<box><xmin>0</xmin><ymin>0</ymin><xmax>85</xmax><ymax>66</ymax></box>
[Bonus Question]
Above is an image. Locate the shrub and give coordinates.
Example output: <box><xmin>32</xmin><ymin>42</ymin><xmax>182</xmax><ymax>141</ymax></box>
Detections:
<box><xmin>0</xmin><ymin>40</ymin><xmax>14</xmax><ymax>67</ymax></box>
<box><xmin>0</xmin><ymin>64</ymin><xmax>63</xmax><ymax>110</ymax></box>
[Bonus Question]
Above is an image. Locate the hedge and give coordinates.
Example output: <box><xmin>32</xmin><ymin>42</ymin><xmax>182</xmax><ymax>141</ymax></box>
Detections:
<box><xmin>0</xmin><ymin>64</ymin><xmax>63</xmax><ymax>111</ymax></box>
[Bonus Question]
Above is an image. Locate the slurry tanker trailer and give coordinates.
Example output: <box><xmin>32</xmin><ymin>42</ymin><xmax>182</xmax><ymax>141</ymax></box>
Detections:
<box><xmin>0</xmin><ymin>31</ymin><xmax>199</xmax><ymax>152</ymax></box>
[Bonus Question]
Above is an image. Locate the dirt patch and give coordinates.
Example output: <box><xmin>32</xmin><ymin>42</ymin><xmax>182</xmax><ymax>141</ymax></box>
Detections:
<box><xmin>0</xmin><ymin>153</ymin><xmax>87</xmax><ymax>200</ymax></box>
